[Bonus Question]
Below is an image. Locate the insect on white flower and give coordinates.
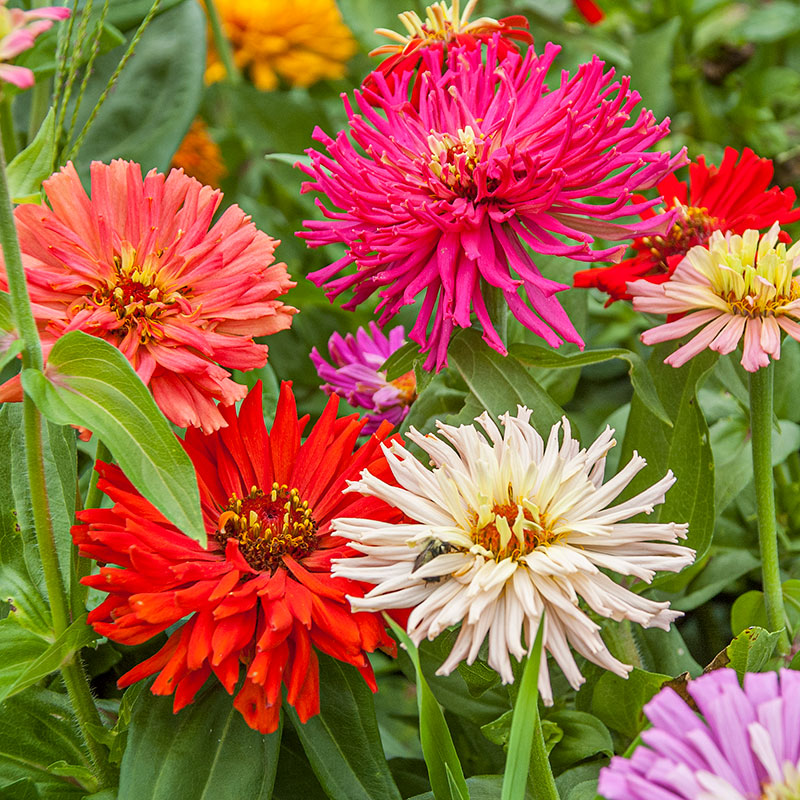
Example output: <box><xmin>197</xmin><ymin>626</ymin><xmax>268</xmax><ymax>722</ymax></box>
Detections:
<box><xmin>332</xmin><ymin>408</ymin><xmax>695</xmax><ymax>702</ymax></box>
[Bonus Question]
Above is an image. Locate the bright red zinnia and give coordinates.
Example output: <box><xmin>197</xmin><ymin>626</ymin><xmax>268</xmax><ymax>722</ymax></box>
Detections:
<box><xmin>573</xmin><ymin>147</ymin><xmax>800</xmax><ymax>303</ymax></box>
<box><xmin>72</xmin><ymin>383</ymin><xmax>399</xmax><ymax>734</ymax></box>
<box><xmin>0</xmin><ymin>160</ymin><xmax>297</xmax><ymax>432</ymax></box>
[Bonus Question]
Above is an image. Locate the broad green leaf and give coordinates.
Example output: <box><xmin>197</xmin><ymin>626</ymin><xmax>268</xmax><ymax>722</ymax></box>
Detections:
<box><xmin>0</xmin><ymin>686</ymin><xmax>93</xmax><ymax>797</ymax></box>
<box><xmin>546</xmin><ymin>711</ymin><xmax>613</xmax><ymax>775</ymax></box>
<box><xmin>21</xmin><ymin>330</ymin><xmax>204</xmax><ymax>544</ymax></box>
<box><xmin>590</xmin><ymin>668</ymin><xmax>671</xmax><ymax>740</ymax></box>
<box><xmin>555</xmin><ymin>763</ymin><xmax>604</xmax><ymax>799</ymax></box>
<box><xmin>638</xmin><ymin>626</ymin><xmax>701</xmax><ymax>677</ymax></box>
<box><xmin>448</xmin><ymin>329</ymin><xmax>564</xmax><ymax>432</ymax></box>
<box><xmin>0</xmin><ymin>619</ymin><xmax>49</xmax><ymax>698</ymax></box>
<box><xmin>670</xmin><ymin>548</ymin><xmax>761</xmax><ymax>611</ymax></box>
<box><xmin>619</xmin><ymin>345</ymin><xmax>717</xmax><ymax>579</ymax></box>
<box><xmin>385</xmin><ymin>616</ymin><xmax>467</xmax><ymax>800</ymax></box>
<box><xmin>627</xmin><ymin>17</ymin><xmax>681</xmax><ymax>116</ymax></box>
<box><xmin>409</xmin><ymin>774</ymin><xmax>536</xmax><ymax>800</ymax></box>
<box><xmin>509</xmin><ymin>343</ymin><xmax>671</xmax><ymax>427</ymax></box>
<box><xmin>272</xmin><ymin>722</ymin><xmax>329</xmax><ymax>800</ymax></box>
<box><xmin>0</xmin><ymin>616</ymin><xmax>97</xmax><ymax>704</ymax></box>
<box><xmin>72</xmin><ymin>0</ymin><xmax>205</xmax><ymax>176</ymax></box>
<box><xmin>288</xmin><ymin>653</ymin><xmax>402</xmax><ymax>800</ymax></box>
<box><xmin>119</xmin><ymin>685</ymin><xmax>281</xmax><ymax>800</ymax></box>
<box><xmin>501</xmin><ymin>620</ymin><xmax>545</xmax><ymax>800</ymax></box>
<box><xmin>383</xmin><ymin>342</ymin><xmax>420</xmax><ymax>381</ymax></box>
<box><xmin>401</xmin><ymin>374</ymin><xmax>466</xmax><ymax>437</ymax></box>
<box><xmin>731</xmin><ymin>580</ymin><xmax>800</xmax><ymax>637</ymax></box>
<box><xmin>0</xmin><ymin>778</ymin><xmax>41</xmax><ymax>800</ymax></box>
<box><xmin>726</xmin><ymin>627</ymin><xmax>782</xmax><ymax>676</ymax></box>
<box><xmin>6</xmin><ymin>109</ymin><xmax>55</xmax><ymax>204</ymax></box>
<box><xmin>107</xmin><ymin>0</ymin><xmax>188</xmax><ymax>30</ymax></box>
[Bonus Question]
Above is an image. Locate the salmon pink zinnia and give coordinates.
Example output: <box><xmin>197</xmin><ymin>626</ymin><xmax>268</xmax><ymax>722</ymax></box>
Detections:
<box><xmin>73</xmin><ymin>383</ymin><xmax>400</xmax><ymax>734</ymax></box>
<box><xmin>0</xmin><ymin>160</ymin><xmax>297</xmax><ymax>432</ymax></box>
<box><xmin>299</xmin><ymin>42</ymin><xmax>686</xmax><ymax>370</ymax></box>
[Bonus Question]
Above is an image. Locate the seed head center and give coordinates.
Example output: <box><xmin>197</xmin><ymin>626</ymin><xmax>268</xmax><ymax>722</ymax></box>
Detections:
<box><xmin>427</xmin><ymin>126</ymin><xmax>484</xmax><ymax>196</ymax></box>
<box><xmin>217</xmin><ymin>483</ymin><xmax>318</xmax><ymax>572</ymax></box>
<box><xmin>470</xmin><ymin>497</ymin><xmax>560</xmax><ymax>561</ymax></box>
<box><xmin>640</xmin><ymin>205</ymin><xmax>718</xmax><ymax>273</ymax></box>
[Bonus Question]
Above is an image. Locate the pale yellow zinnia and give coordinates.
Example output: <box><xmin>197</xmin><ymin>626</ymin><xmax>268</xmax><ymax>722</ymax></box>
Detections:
<box><xmin>205</xmin><ymin>0</ymin><xmax>358</xmax><ymax>91</ymax></box>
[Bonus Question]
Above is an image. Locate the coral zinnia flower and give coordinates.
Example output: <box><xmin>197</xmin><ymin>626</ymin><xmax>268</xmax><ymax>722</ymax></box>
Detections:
<box><xmin>332</xmin><ymin>410</ymin><xmax>693</xmax><ymax>703</ymax></box>
<box><xmin>573</xmin><ymin>147</ymin><xmax>800</xmax><ymax>303</ymax></box>
<box><xmin>310</xmin><ymin>323</ymin><xmax>416</xmax><ymax>435</ymax></box>
<box><xmin>0</xmin><ymin>160</ymin><xmax>296</xmax><ymax>432</ymax></box>
<box><xmin>0</xmin><ymin>0</ymin><xmax>69</xmax><ymax>89</ymax></box>
<box><xmin>599</xmin><ymin>668</ymin><xmax>800</xmax><ymax>800</ymax></box>
<box><xmin>205</xmin><ymin>0</ymin><xmax>357</xmax><ymax>90</ymax></box>
<box><xmin>368</xmin><ymin>0</ymin><xmax>532</xmax><ymax>96</ymax></box>
<box><xmin>170</xmin><ymin>118</ymin><xmax>227</xmax><ymax>189</ymax></box>
<box><xmin>630</xmin><ymin>224</ymin><xmax>800</xmax><ymax>372</ymax></box>
<box><xmin>299</xmin><ymin>41</ymin><xmax>685</xmax><ymax>371</ymax></box>
<box><xmin>73</xmin><ymin>383</ymin><xmax>399</xmax><ymax>734</ymax></box>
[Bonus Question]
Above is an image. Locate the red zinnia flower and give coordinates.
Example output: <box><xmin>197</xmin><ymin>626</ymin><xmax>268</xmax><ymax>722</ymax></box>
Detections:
<box><xmin>573</xmin><ymin>147</ymin><xmax>800</xmax><ymax>303</ymax></box>
<box><xmin>0</xmin><ymin>160</ymin><xmax>297</xmax><ymax>432</ymax></box>
<box><xmin>72</xmin><ymin>383</ymin><xmax>399</xmax><ymax>734</ymax></box>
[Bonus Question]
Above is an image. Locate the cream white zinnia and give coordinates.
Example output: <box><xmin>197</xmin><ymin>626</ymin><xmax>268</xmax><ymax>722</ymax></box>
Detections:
<box><xmin>332</xmin><ymin>409</ymin><xmax>694</xmax><ymax>702</ymax></box>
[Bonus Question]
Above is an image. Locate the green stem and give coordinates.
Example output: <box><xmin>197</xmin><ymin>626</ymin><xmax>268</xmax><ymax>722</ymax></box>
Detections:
<box><xmin>750</xmin><ymin>364</ymin><xmax>790</xmax><ymax>652</ymax></box>
<box><xmin>0</xmin><ymin>93</ymin><xmax>18</xmax><ymax>162</ymax></box>
<box><xmin>84</xmin><ymin>439</ymin><xmax>112</xmax><ymax>512</ymax></box>
<box><xmin>483</xmin><ymin>282</ymin><xmax>508</xmax><ymax>351</ymax></box>
<box><xmin>0</xmin><ymin>129</ymin><xmax>113</xmax><ymax>788</ymax></box>
<box><xmin>203</xmin><ymin>0</ymin><xmax>241</xmax><ymax>84</ymax></box>
<box><xmin>528</xmin><ymin>716</ymin><xmax>559</xmax><ymax>800</ymax></box>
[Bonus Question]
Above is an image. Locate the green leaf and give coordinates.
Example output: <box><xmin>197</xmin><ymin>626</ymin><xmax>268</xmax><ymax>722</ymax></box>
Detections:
<box><xmin>509</xmin><ymin>343</ymin><xmax>671</xmax><ymax>427</ymax></box>
<box><xmin>6</xmin><ymin>109</ymin><xmax>55</xmax><ymax>204</ymax></box>
<box><xmin>72</xmin><ymin>0</ymin><xmax>205</xmax><ymax>176</ymax></box>
<box><xmin>619</xmin><ymin>345</ymin><xmax>717</xmax><ymax>579</ymax></box>
<box><xmin>670</xmin><ymin>548</ymin><xmax>761</xmax><ymax>611</ymax></box>
<box><xmin>726</xmin><ymin>627</ymin><xmax>782</xmax><ymax>676</ymax></box>
<box><xmin>118</xmin><ymin>684</ymin><xmax>281</xmax><ymax>800</ymax></box>
<box><xmin>21</xmin><ymin>330</ymin><xmax>204</xmax><ymax>544</ymax></box>
<box><xmin>546</xmin><ymin>711</ymin><xmax>613</xmax><ymax>775</ymax></box>
<box><xmin>448</xmin><ymin>329</ymin><xmax>564</xmax><ymax>431</ymax></box>
<box><xmin>382</xmin><ymin>342</ymin><xmax>420</xmax><ymax>381</ymax></box>
<box><xmin>501</xmin><ymin>619</ymin><xmax>545</xmax><ymax>800</ymax></box>
<box><xmin>0</xmin><ymin>616</ymin><xmax>97</xmax><ymax>704</ymax></box>
<box><xmin>731</xmin><ymin>580</ymin><xmax>800</xmax><ymax>637</ymax></box>
<box><xmin>627</xmin><ymin>17</ymin><xmax>681</xmax><ymax>117</ymax></box>
<box><xmin>590</xmin><ymin>668</ymin><xmax>671</xmax><ymax>740</ymax></box>
<box><xmin>409</xmin><ymin>774</ymin><xmax>536</xmax><ymax>800</ymax></box>
<box><xmin>0</xmin><ymin>619</ymin><xmax>49</xmax><ymax>698</ymax></box>
<box><xmin>385</xmin><ymin>616</ymin><xmax>467</xmax><ymax>800</ymax></box>
<box><xmin>0</xmin><ymin>778</ymin><xmax>41</xmax><ymax>800</ymax></box>
<box><xmin>288</xmin><ymin>653</ymin><xmax>402</xmax><ymax>800</ymax></box>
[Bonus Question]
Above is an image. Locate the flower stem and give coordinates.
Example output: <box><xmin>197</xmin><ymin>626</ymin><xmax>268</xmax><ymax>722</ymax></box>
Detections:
<box><xmin>203</xmin><ymin>0</ymin><xmax>241</xmax><ymax>84</ymax></box>
<box><xmin>0</xmin><ymin>92</ymin><xmax>18</xmax><ymax>164</ymax></box>
<box><xmin>749</xmin><ymin>364</ymin><xmax>790</xmax><ymax>652</ymax></box>
<box><xmin>0</xmin><ymin>129</ymin><xmax>114</xmax><ymax>788</ymax></box>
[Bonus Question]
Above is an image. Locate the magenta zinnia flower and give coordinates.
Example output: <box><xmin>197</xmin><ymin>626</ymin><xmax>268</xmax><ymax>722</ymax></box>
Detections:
<box><xmin>310</xmin><ymin>323</ymin><xmax>415</xmax><ymax>434</ymax></box>
<box><xmin>599</xmin><ymin>668</ymin><xmax>800</xmax><ymax>800</ymax></box>
<box><xmin>0</xmin><ymin>0</ymin><xmax>70</xmax><ymax>89</ymax></box>
<box><xmin>299</xmin><ymin>41</ymin><xmax>686</xmax><ymax>370</ymax></box>
<box><xmin>0</xmin><ymin>160</ymin><xmax>297</xmax><ymax>432</ymax></box>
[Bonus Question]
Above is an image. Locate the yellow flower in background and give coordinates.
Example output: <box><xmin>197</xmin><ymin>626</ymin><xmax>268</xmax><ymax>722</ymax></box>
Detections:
<box><xmin>170</xmin><ymin>119</ymin><xmax>227</xmax><ymax>189</ymax></box>
<box><xmin>205</xmin><ymin>0</ymin><xmax>357</xmax><ymax>90</ymax></box>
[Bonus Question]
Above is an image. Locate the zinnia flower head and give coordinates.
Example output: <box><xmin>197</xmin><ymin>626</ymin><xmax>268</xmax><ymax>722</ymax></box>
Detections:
<box><xmin>205</xmin><ymin>0</ymin><xmax>357</xmax><ymax>90</ymax></box>
<box><xmin>630</xmin><ymin>223</ymin><xmax>800</xmax><ymax>372</ymax></box>
<box><xmin>299</xmin><ymin>41</ymin><xmax>686</xmax><ymax>371</ymax></box>
<box><xmin>170</xmin><ymin>118</ymin><xmax>227</xmax><ymax>189</ymax></box>
<box><xmin>310</xmin><ymin>322</ymin><xmax>416</xmax><ymax>435</ymax></box>
<box><xmin>73</xmin><ymin>382</ymin><xmax>400</xmax><ymax>734</ymax></box>
<box><xmin>0</xmin><ymin>160</ymin><xmax>296</xmax><ymax>432</ymax></box>
<box><xmin>332</xmin><ymin>409</ymin><xmax>693</xmax><ymax>703</ymax></box>
<box><xmin>574</xmin><ymin>147</ymin><xmax>800</xmax><ymax>303</ymax></box>
<box><xmin>0</xmin><ymin>0</ymin><xmax>69</xmax><ymax>89</ymax></box>
<box><xmin>599</xmin><ymin>668</ymin><xmax>800</xmax><ymax>800</ymax></box>
<box><xmin>368</xmin><ymin>0</ymin><xmax>532</xmax><ymax>96</ymax></box>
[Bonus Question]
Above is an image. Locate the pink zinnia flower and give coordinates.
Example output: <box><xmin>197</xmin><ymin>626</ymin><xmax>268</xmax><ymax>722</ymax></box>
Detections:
<box><xmin>0</xmin><ymin>160</ymin><xmax>297</xmax><ymax>432</ymax></box>
<box><xmin>630</xmin><ymin>224</ymin><xmax>800</xmax><ymax>372</ymax></box>
<box><xmin>0</xmin><ymin>0</ymin><xmax>70</xmax><ymax>89</ymax></box>
<box><xmin>599</xmin><ymin>668</ymin><xmax>800</xmax><ymax>800</ymax></box>
<box><xmin>298</xmin><ymin>42</ymin><xmax>686</xmax><ymax>370</ymax></box>
<box><xmin>310</xmin><ymin>323</ymin><xmax>415</xmax><ymax>434</ymax></box>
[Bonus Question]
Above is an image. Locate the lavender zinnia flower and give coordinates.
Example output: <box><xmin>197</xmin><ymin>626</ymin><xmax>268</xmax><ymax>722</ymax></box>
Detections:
<box><xmin>299</xmin><ymin>40</ymin><xmax>686</xmax><ymax>370</ymax></box>
<box><xmin>310</xmin><ymin>323</ymin><xmax>416</xmax><ymax>434</ymax></box>
<box><xmin>599</xmin><ymin>668</ymin><xmax>800</xmax><ymax>800</ymax></box>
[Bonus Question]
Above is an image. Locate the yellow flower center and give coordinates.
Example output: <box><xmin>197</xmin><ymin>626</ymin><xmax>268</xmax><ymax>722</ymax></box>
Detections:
<box><xmin>389</xmin><ymin>370</ymin><xmax>417</xmax><ymax>404</ymax></box>
<box><xmin>427</xmin><ymin>126</ymin><xmax>485</xmax><ymax>195</ymax></box>
<box><xmin>762</xmin><ymin>763</ymin><xmax>800</xmax><ymax>800</ymax></box>
<box><xmin>640</xmin><ymin>205</ymin><xmax>718</xmax><ymax>273</ymax></box>
<box><xmin>217</xmin><ymin>483</ymin><xmax>318</xmax><ymax>573</ymax></box>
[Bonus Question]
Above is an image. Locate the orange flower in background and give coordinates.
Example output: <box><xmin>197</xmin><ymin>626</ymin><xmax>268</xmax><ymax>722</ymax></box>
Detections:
<box><xmin>170</xmin><ymin>119</ymin><xmax>227</xmax><ymax>189</ymax></box>
<box><xmin>73</xmin><ymin>383</ymin><xmax>400</xmax><ymax>734</ymax></box>
<box><xmin>205</xmin><ymin>0</ymin><xmax>357</xmax><ymax>90</ymax></box>
<box><xmin>0</xmin><ymin>160</ymin><xmax>296</xmax><ymax>432</ymax></box>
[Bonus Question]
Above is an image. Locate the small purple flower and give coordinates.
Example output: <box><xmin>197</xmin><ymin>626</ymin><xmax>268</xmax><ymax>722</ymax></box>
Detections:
<box><xmin>599</xmin><ymin>668</ymin><xmax>800</xmax><ymax>800</ymax></box>
<box><xmin>310</xmin><ymin>322</ymin><xmax>416</xmax><ymax>434</ymax></box>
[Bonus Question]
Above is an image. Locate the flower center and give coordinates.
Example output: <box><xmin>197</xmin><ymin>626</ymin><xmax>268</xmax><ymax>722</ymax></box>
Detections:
<box><xmin>389</xmin><ymin>370</ymin><xmax>417</xmax><ymax>404</ymax></box>
<box><xmin>216</xmin><ymin>483</ymin><xmax>318</xmax><ymax>572</ymax></box>
<box><xmin>470</xmin><ymin>495</ymin><xmax>561</xmax><ymax>561</ymax></box>
<box><xmin>427</xmin><ymin>126</ymin><xmax>484</xmax><ymax>196</ymax></box>
<box><xmin>639</xmin><ymin>205</ymin><xmax>718</xmax><ymax>273</ymax></box>
<box><xmin>762</xmin><ymin>763</ymin><xmax>800</xmax><ymax>800</ymax></box>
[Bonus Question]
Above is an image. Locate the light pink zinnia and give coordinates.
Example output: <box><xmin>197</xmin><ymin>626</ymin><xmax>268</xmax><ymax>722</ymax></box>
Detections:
<box><xmin>0</xmin><ymin>160</ymin><xmax>297</xmax><ymax>432</ymax></box>
<box><xmin>630</xmin><ymin>224</ymin><xmax>800</xmax><ymax>372</ymax></box>
<box><xmin>298</xmin><ymin>40</ymin><xmax>686</xmax><ymax>370</ymax></box>
<box><xmin>0</xmin><ymin>0</ymin><xmax>70</xmax><ymax>89</ymax></box>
